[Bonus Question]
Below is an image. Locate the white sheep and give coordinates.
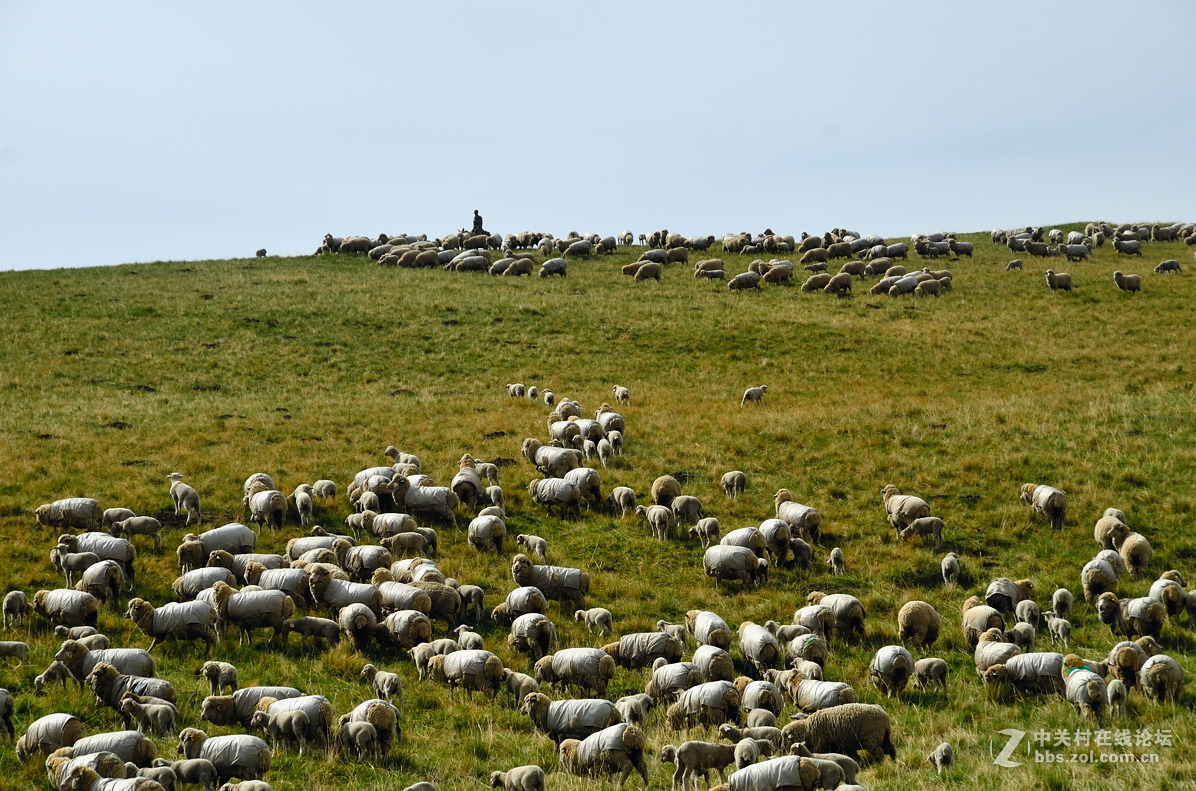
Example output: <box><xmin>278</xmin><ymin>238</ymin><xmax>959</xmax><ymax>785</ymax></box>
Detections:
<box><xmin>720</xmin><ymin>471</ymin><xmax>746</xmax><ymax>499</ymax></box>
<box><xmin>515</xmin><ymin>534</ymin><xmax>547</xmax><ymax>563</ymax></box>
<box><xmin>734</xmin><ymin>737</ymin><xmax>774</xmax><ymax>770</ymax></box>
<box><xmin>120</xmin><ymin>696</ymin><xmax>177</xmax><ymax>735</ymax></box>
<box><xmin>1052</xmin><ymin>588</ymin><xmax>1074</xmax><ymax>621</ymax></box>
<box><xmin>941</xmin><ymin>552</ymin><xmax>960</xmax><ymax>586</ymax></box>
<box><xmin>636</xmin><ymin>504</ymin><xmax>674</xmax><ymax>541</ymax></box>
<box><xmin>1106</xmin><ymin>678</ymin><xmax>1127</xmax><ymax>718</ymax></box>
<box><xmin>608</xmin><ymin>430</ymin><xmax>623</xmax><ymax>455</ymax></box>
<box><xmin>249</xmin><ymin>709</ymin><xmax>310</xmax><ymax>756</ymax></box>
<box><xmin>1113</xmin><ymin>270</ymin><xmax>1141</xmax><ymax>294</ymax></box>
<box><xmin>740</xmin><ymin>385</ymin><xmax>768</xmax><ymax>406</ymax></box>
<box><xmin>899</xmin><ymin>516</ymin><xmax>944</xmax><ymax>550</ymax></box>
<box><xmin>312</xmin><ymin>479</ymin><xmax>337</xmax><ymax>501</ymax></box>
<box><xmin>613</xmin><ymin>385</ymin><xmax>630</xmax><ymax>406</ymax></box>
<box><xmin>688</xmin><ymin>517</ymin><xmax>720</xmax><ymax>548</ymax></box>
<box><xmin>1020</xmin><ymin>483</ymin><xmax>1067</xmax><ymax>528</ymax></box>
<box><xmin>827</xmin><ymin>548</ymin><xmax>845</xmax><ymax>575</ymax></box>
<box><xmin>202</xmin><ymin>661</ymin><xmax>239</xmax><ymax>696</ymax></box>
<box><xmin>165</xmin><ymin>473</ymin><xmax>201</xmax><ymax>525</ymax></box>
<box><xmin>3</xmin><ymin>590</ymin><xmax>32</xmax><ymax>629</ymax></box>
<box><xmin>912</xmin><ymin>657</ymin><xmax>948</xmax><ymax>695</ymax></box>
<box><xmin>1045</xmin><ymin>269</ymin><xmax>1073</xmax><ymax>294</ymax></box>
<box><xmin>574</xmin><ymin>608</ymin><xmax>614</xmax><ymax>637</ymax></box>
<box><xmin>1043</xmin><ymin>610</ymin><xmax>1070</xmax><ymax>649</ymax></box>
<box><xmin>597</xmin><ymin>439</ymin><xmax>613</xmax><ymax>468</ymax></box>
<box><xmin>290</xmin><ymin>486</ymin><xmax>314</xmax><ymax>527</ymax></box>
<box><xmin>360</xmin><ymin>663</ymin><xmax>404</xmax><ymax>704</ymax></box>
<box><xmin>490</xmin><ymin>766</ymin><xmax>545</xmax><ymax>791</ymax></box>
<box><xmin>926</xmin><ymin>742</ymin><xmax>954</xmax><ymax>774</ymax></box>
<box><xmin>607</xmin><ymin>486</ymin><xmax>636</xmax><ymax>518</ymax></box>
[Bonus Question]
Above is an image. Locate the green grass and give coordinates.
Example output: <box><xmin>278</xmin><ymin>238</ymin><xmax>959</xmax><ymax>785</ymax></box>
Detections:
<box><xmin>0</xmin><ymin>232</ymin><xmax>1194</xmax><ymax>791</ymax></box>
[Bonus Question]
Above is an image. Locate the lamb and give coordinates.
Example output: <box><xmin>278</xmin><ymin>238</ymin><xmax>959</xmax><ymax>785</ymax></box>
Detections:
<box><xmin>1095</xmin><ymin>592</ymin><xmax>1166</xmax><ymax>639</ymax></box>
<box><xmin>689</xmin><ymin>517</ymin><xmax>720</xmax><ymax>548</ymax></box>
<box><xmin>313</xmin><ymin>480</ymin><xmax>337</xmax><ymax>501</ymax></box>
<box><xmin>176</xmin><ymin>729</ymin><xmax>271</xmax><ymax>782</ymax></box>
<box><xmin>899</xmin><ymin>516</ymin><xmax>944</xmax><ymax>550</ymax></box>
<box><xmin>608</xmin><ymin>487</ymin><xmax>637</xmax><ymax>518</ymax></box>
<box><xmin>35</xmin><ymin>497</ymin><xmax>102</xmax><ymax>531</ymax></box>
<box><xmin>574</xmin><ymin>608</ymin><xmax>614</xmax><ymax>638</ymax></box>
<box><xmin>1045</xmin><ymin>269</ymin><xmax>1073</xmax><ymax>293</ymax></box>
<box><xmin>558</xmin><ymin>723</ymin><xmax>648</xmax><ymax>788</ymax></box>
<box><xmin>49</xmin><ymin>545</ymin><xmax>101</xmax><ymax>589</ymax></box>
<box><xmin>1107</xmin><ymin>678</ymin><xmax>1128</xmax><ymax>718</ymax></box>
<box><xmin>289</xmin><ymin>486</ymin><xmax>314</xmax><ymax>527</ymax></box>
<box><xmin>34</xmin><ymin>659</ymin><xmax>75</xmax><ymax>693</ymax></box>
<box><xmin>490</xmin><ymin>765</ymin><xmax>546</xmax><ymax>791</ymax></box>
<box><xmin>912</xmin><ymin>657</ymin><xmax>948</xmax><ymax>696</ymax></box>
<box><xmin>636</xmin><ymin>504</ymin><xmax>674</xmax><ymax>541</ymax></box>
<box><xmin>502</xmin><ymin>669</ymin><xmax>540</xmax><ymax>706</ymax></box>
<box><xmin>926</xmin><ymin>742</ymin><xmax>954</xmax><ymax>775</ymax></box>
<box><xmin>121</xmin><ymin>697</ymin><xmax>177</xmax><ymax>735</ymax></box>
<box><xmin>880</xmin><ymin>485</ymin><xmax>930</xmax><ymax>533</ymax></box>
<box><xmin>510</xmin><ymin>554</ymin><xmax>590</xmax><ymax>609</ymax></box>
<box><xmin>1052</xmin><ymin>588</ymin><xmax>1074</xmax><ymax>621</ymax></box>
<box><xmin>125</xmin><ymin>598</ymin><xmax>217</xmax><ymax>653</ymax></box>
<box><xmin>719</xmin><ymin>471</ymin><xmax>746</xmax><ymax>500</ymax></box>
<box><xmin>897</xmin><ymin>601</ymin><xmax>941</xmax><ymax>649</ymax></box>
<box><xmin>780</xmin><ymin>703</ymin><xmax>895</xmax><ymax>764</ymax></box>
<box><xmin>110</xmin><ymin>517</ymin><xmax>163</xmax><ymax>551</ymax></box>
<box><xmin>279</xmin><ymin>616</ymin><xmax>340</xmax><ymax>647</ymax></box>
<box><xmin>520</xmin><ymin>693</ymin><xmax>620</xmax><ymax>744</ymax></box>
<box><xmin>249</xmin><ymin>709</ymin><xmax>310</xmax><ymax>756</ymax></box>
<box><xmin>3</xmin><ymin>590</ymin><xmax>32</xmax><ymax>629</ymax></box>
<box><xmin>1114</xmin><ymin>531</ymin><xmax>1152</xmax><ymax>579</ymax></box>
<box><xmin>733</xmin><ymin>738</ymin><xmax>774</xmax><ymax>770</ymax></box>
<box><xmin>454</xmin><ymin>624</ymin><xmax>484</xmax><ymax>650</ymax></box>
<box><xmin>613</xmin><ymin>693</ymin><xmax>652</xmax><ymax>727</ymax></box>
<box><xmin>1044</xmin><ymin>610</ymin><xmax>1071</xmax><ymax>649</ymax></box>
<box><xmin>666</xmin><ymin>681</ymin><xmax>741</xmax><ymax>730</ymax></box>
<box><xmin>1154</xmin><ymin>259</ymin><xmax>1182</xmax><ymax>274</ymax></box>
<box><xmin>941</xmin><ymin>552</ymin><xmax>960</xmax><ymax>586</ymax></box>
<box><xmin>826</xmin><ymin>548</ymin><xmax>845</xmax><ymax>575</ymax></box>
<box><xmin>612</xmin><ymin>385</ymin><xmax>630</xmax><ymax>406</ymax></box>
<box><xmin>659</xmin><ymin>741</ymin><xmax>736</xmax><ymax>791</ymax></box>
<box><xmin>148</xmin><ymin>759</ymin><xmax>218</xmax><ymax>791</ymax></box>
<box><xmin>202</xmin><ymin>661</ymin><xmax>238</xmax><ymax>696</ymax></box>
<box><xmin>1005</xmin><ymin>258</ymin><xmax>1024</xmax><ymax>270</ymax></box>
<box><xmin>740</xmin><ymin>385</ymin><xmax>768</xmax><ymax>406</ymax></box>
<box><xmin>1140</xmin><ymin>655</ymin><xmax>1183</xmax><ymax>703</ymax></box>
<box><xmin>1015</xmin><ymin>599</ymin><xmax>1041</xmax><ymax>628</ymax></box>
<box><xmin>787</xmin><ymin>744</ymin><xmax>859</xmax><ymax>786</ymax></box>
<box><xmin>869</xmin><ymin>645</ymin><xmax>914</xmax><ymax>698</ymax></box>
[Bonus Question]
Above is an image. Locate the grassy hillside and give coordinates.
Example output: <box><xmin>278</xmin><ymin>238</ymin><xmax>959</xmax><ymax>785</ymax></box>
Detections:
<box><xmin>1</xmin><ymin>231</ymin><xmax>1194</xmax><ymax>791</ymax></box>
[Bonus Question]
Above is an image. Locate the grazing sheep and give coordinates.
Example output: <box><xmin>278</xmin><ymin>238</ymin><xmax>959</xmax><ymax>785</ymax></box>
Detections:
<box><xmin>1106</xmin><ymin>678</ymin><xmax>1128</xmax><ymax>718</ymax></box>
<box><xmin>607</xmin><ymin>486</ymin><xmax>636</xmax><ymax>518</ymax></box>
<box><xmin>211</xmin><ymin>582</ymin><xmax>296</xmax><ymax>644</ymax></box>
<box><xmin>897</xmin><ymin>601</ymin><xmax>941</xmax><ymax>649</ymax></box>
<box><xmin>687</xmin><ymin>610</ymin><xmax>732</xmax><ymax>650</ymax></box>
<box><xmin>912</xmin><ymin>657</ymin><xmax>948</xmax><ymax>696</ymax></box>
<box><xmin>334</xmin><ymin>721</ymin><xmax>379</xmax><ymax>763</ymax></box>
<box><xmin>780</xmin><ymin>703</ymin><xmax>895</xmax><ymax>764</ymax></box>
<box><xmin>1045</xmin><ymin>269</ymin><xmax>1073</xmax><ymax>293</ymax></box>
<box><xmin>899</xmin><ymin>516</ymin><xmax>944</xmax><ymax>550</ymax></box>
<box><xmin>125</xmin><ymin>598</ymin><xmax>217</xmax><ymax>653</ymax></box>
<box><xmin>1052</xmin><ymin>588</ymin><xmax>1074</xmax><ymax>621</ymax></box>
<box><xmin>16</xmin><ymin>713</ymin><xmax>85</xmax><ymax>760</ymax></box>
<box><xmin>1096</xmin><ymin>592</ymin><xmax>1166</xmax><ymax>639</ymax></box>
<box><xmin>501</xmin><ymin>669</ymin><xmax>540</xmax><ymax>707</ymax></box>
<box><xmin>869</xmin><ymin>645</ymin><xmax>914</xmax><ymax>698</ymax></box>
<box><xmin>520</xmin><ymin>693</ymin><xmax>620</xmax><ymax>744</ymax></box>
<box><xmin>1064</xmin><ymin>665</ymin><xmax>1107</xmax><ymax>719</ymax></box>
<box><xmin>806</xmin><ymin>592</ymin><xmax>866</xmax><ymax>644</ymax></box>
<box><xmin>740</xmin><ymin>385</ymin><xmax>768</xmax><ymax>406</ymax></box>
<box><xmin>1005</xmin><ymin>259</ymin><xmax>1023</xmax><ymax>270</ymax></box>
<box><xmin>880</xmin><ymin>485</ymin><xmax>930</xmax><ymax>533</ymax></box>
<box><xmin>56</xmin><ymin>640</ymin><xmax>155</xmax><ymax>683</ymax></box>
<box><xmin>121</xmin><ymin>697</ymin><xmax>177</xmax><ymax>735</ymax></box>
<box><xmin>312</xmin><ymin>480</ymin><xmax>337</xmax><ymax>502</ymax></box>
<box><xmin>719</xmin><ymin>471</ymin><xmax>746</xmax><ymax>500</ymax></box>
<box><xmin>202</xmin><ymin>661</ymin><xmax>238</xmax><ymax>697</ymax></box>
<box><xmin>1113</xmin><ymin>271</ymin><xmax>1142</xmax><ymax>294</ymax></box>
<box><xmin>733</xmin><ymin>738</ymin><xmax>774</xmax><ymax>770</ymax></box>
<box><xmin>1154</xmin><ymin>259</ymin><xmax>1182</xmax><ymax>274</ymax></box>
<box><xmin>558</xmin><ymin>723</ymin><xmax>648</xmax><ymax>788</ymax></box>
<box><xmin>671</xmin><ymin>495</ymin><xmax>705</xmax><ymax>527</ymax></box>
<box><xmin>961</xmin><ymin>597</ymin><xmax>1004</xmax><ymax>648</ymax></box>
<box><xmin>0</xmin><ymin>640</ymin><xmax>28</xmax><ymax>663</ymax></box>
<box><xmin>3</xmin><ymin>590</ymin><xmax>32</xmax><ymax>629</ymax></box>
<box><xmin>666</xmin><ymin>680</ymin><xmax>742</xmax><ymax>730</ymax></box>
<box><xmin>34</xmin><ymin>659</ymin><xmax>74</xmax><ymax>694</ymax></box>
<box><xmin>1140</xmin><ymin>654</ymin><xmax>1183</xmax><ymax>703</ymax></box>
<box><xmin>510</xmin><ymin>554</ymin><xmax>589</xmax><ymax>609</ymax></box>
<box><xmin>176</xmin><ymin>728</ymin><xmax>271</xmax><ymax>782</ymax></box>
<box><xmin>574</xmin><ymin>608</ymin><xmax>614</xmax><ymax>638</ymax></box>
<box><xmin>728</xmin><ymin>272</ymin><xmax>762</xmax><ymax>292</ymax></box>
<box><xmin>941</xmin><ymin>553</ymin><xmax>960</xmax><ymax>586</ymax></box>
<box><xmin>428</xmin><ymin>649</ymin><xmax>504</xmax><ymax>698</ymax></box>
<box><xmin>1114</xmin><ymin>531</ymin><xmax>1153</xmax><ymax>579</ymax></box>
<box><xmin>604</xmin><ymin>632</ymin><xmax>684</xmax><ymax>670</ymax></box>
<box><xmin>789</xmin><ymin>680</ymin><xmax>858</xmax><ymax>713</ymax></box>
<box><xmin>926</xmin><ymin>742</ymin><xmax>954</xmax><ymax>775</ymax></box>
<box><xmin>703</xmin><ymin>546</ymin><xmax>767</xmax><ymax>587</ymax></box>
<box><xmin>490</xmin><ymin>765</ymin><xmax>546</xmax><ymax>791</ymax></box>
<box><xmin>110</xmin><ymin>516</ymin><xmax>163</xmax><ymax>551</ymax></box>
<box><xmin>982</xmin><ymin>651</ymin><xmax>1064</xmax><ymax>695</ymax></box>
<box><xmin>280</xmin><ymin>616</ymin><xmax>340</xmax><ymax>648</ymax></box>
<box><xmin>249</xmin><ymin>709</ymin><xmax>310</xmax><ymax>756</ymax></box>
<box><xmin>827</xmin><ymin>548</ymin><xmax>844</xmax><ymax>575</ymax></box>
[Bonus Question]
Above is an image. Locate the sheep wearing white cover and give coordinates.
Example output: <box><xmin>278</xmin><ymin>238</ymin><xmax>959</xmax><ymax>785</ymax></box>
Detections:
<box><xmin>35</xmin><ymin>497</ymin><xmax>102</xmax><ymax>531</ymax></box>
<box><xmin>306</xmin><ymin>566</ymin><xmax>380</xmax><ymax>618</ymax></box>
<box><xmin>1020</xmin><ymin>483</ymin><xmax>1067</xmax><ymax>528</ymax></box>
<box><xmin>126</xmin><ymin>598</ymin><xmax>217</xmax><ymax>653</ymax></box>
<box><xmin>779</xmin><ymin>703</ymin><xmax>895</xmax><ymax>764</ymax></box>
<box><xmin>510</xmin><ymin>554</ymin><xmax>590</xmax><ymax>609</ymax></box>
<box><xmin>985</xmin><ymin>577</ymin><xmax>1034</xmax><ymax>616</ymax></box>
<box><xmin>1140</xmin><ymin>654</ymin><xmax>1183</xmax><ymax>703</ymax></box>
<box><xmin>558</xmin><ymin>723</ymin><xmax>648</xmax><ymax>787</ymax></box>
<box><xmin>1063</xmin><ymin>666</ymin><xmax>1107</xmax><ymax>719</ymax></box>
<box><xmin>16</xmin><ymin>713</ymin><xmax>86</xmax><ymax>760</ymax></box>
<box><xmin>85</xmin><ymin>662</ymin><xmax>175</xmax><ymax>715</ymax></box>
<box><xmin>881</xmin><ymin>485</ymin><xmax>929</xmax><ymax>534</ymax></box>
<box><xmin>692</xmin><ymin>645</ymin><xmax>736</xmax><ymax>682</ymax></box>
<box><xmin>492</xmin><ymin>586</ymin><xmax>547</xmax><ymax>627</ymax></box>
<box><xmin>666</xmin><ymin>681</ymin><xmax>742</xmax><ymax>730</ymax></box>
<box><xmin>535</xmin><ymin>648</ymin><xmax>617</xmax><ymax>697</ymax></box>
<box><xmin>737</xmin><ymin>622</ymin><xmax>780</xmax><ymax>677</ymax></box>
<box><xmin>507</xmin><ymin>612</ymin><xmax>558</xmax><ymax>660</ymax></box>
<box><xmin>427</xmin><ymin>649</ymin><xmax>504</xmax><ymax>698</ymax></box>
<box><xmin>56</xmin><ymin>640</ymin><xmax>156</xmax><ymax>684</ymax></box>
<box><xmin>869</xmin><ymin>645</ymin><xmax>914</xmax><ymax>698</ymax></box>
<box><xmin>520</xmin><ymin>693</ymin><xmax>620</xmax><ymax>744</ymax></box>
<box><xmin>1095</xmin><ymin>592</ymin><xmax>1165</xmax><ymax>639</ymax></box>
<box><xmin>1149</xmin><ymin>573</ymin><xmax>1186</xmax><ymax>616</ymax></box>
<box><xmin>1081</xmin><ymin>558</ymin><xmax>1118</xmax><ymax>602</ymax></box>
<box><xmin>973</xmin><ymin>639</ymin><xmax>1021</xmax><ymax>678</ymax></box>
<box><xmin>659</xmin><ymin>741</ymin><xmax>735</xmax><ymax>791</ymax></box>
<box><xmin>245</xmin><ymin>490</ymin><xmax>287</xmax><ymax>532</ymax></box>
<box><xmin>687</xmin><ymin>610</ymin><xmax>731</xmax><ymax>650</ymax></box>
<box><xmin>806</xmin><ymin>592</ymin><xmax>865</xmax><ymax>644</ymax></box>
<box><xmin>36</xmin><ymin>588</ymin><xmax>100</xmax><ymax>628</ymax></box>
<box><xmin>981</xmin><ymin>651</ymin><xmax>1065</xmax><ymax>695</ymax></box>
<box><xmin>210</xmin><ymin>582</ymin><xmax>296</xmax><ymax>644</ymax></box>
<box><xmin>604</xmin><ymin>632</ymin><xmax>684</xmax><ymax>670</ymax></box>
<box><xmin>176</xmin><ymin>728</ymin><xmax>271</xmax><ymax>782</ymax></box>
<box><xmin>960</xmin><ymin>597</ymin><xmax>1004</xmax><ymax>648</ymax></box>
<box><xmin>57</xmin><ymin>532</ymin><xmax>137</xmax><ymax>589</ymax></box>
<box><xmin>521</xmin><ymin>438</ymin><xmax>581</xmax><ymax>479</ymax></box>
<box><xmin>645</xmin><ymin>660</ymin><xmax>704</xmax><ymax>703</ymax></box>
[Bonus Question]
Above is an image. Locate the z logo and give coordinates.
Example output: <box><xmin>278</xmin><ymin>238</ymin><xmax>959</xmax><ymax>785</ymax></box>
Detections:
<box><xmin>992</xmin><ymin>728</ymin><xmax>1026</xmax><ymax>768</ymax></box>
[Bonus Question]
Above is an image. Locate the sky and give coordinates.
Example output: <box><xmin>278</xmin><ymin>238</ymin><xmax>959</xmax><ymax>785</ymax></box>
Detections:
<box><xmin>1</xmin><ymin>1</ymin><xmax>1192</xmax><ymax>271</ymax></box>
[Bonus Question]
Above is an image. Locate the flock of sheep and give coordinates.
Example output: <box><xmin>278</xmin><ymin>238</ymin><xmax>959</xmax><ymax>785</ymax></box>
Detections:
<box><xmin>4</xmin><ymin>220</ymin><xmax>1194</xmax><ymax>791</ymax></box>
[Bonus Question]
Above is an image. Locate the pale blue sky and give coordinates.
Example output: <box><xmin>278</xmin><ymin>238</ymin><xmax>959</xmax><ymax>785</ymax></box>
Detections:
<box><xmin>1</xmin><ymin>1</ymin><xmax>1192</xmax><ymax>270</ymax></box>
